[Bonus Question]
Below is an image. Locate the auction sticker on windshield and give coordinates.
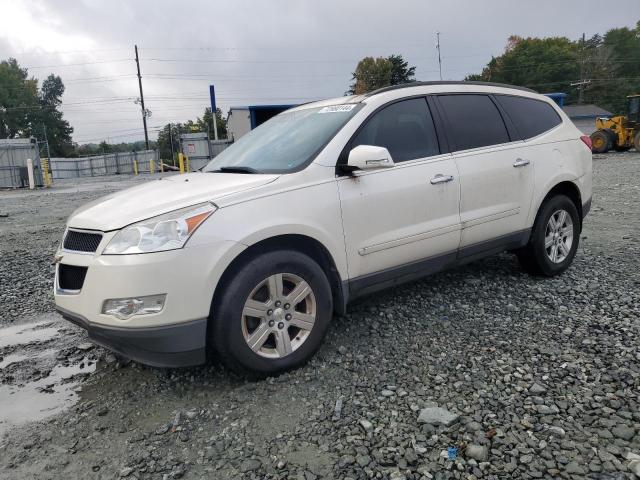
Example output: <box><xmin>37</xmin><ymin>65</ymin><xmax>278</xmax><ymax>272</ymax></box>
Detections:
<box><xmin>318</xmin><ymin>104</ymin><xmax>357</xmax><ymax>113</ymax></box>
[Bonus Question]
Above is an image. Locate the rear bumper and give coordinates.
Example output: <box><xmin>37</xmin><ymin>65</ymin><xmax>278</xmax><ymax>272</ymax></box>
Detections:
<box><xmin>56</xmin><ymin>306</ymin><xmax>207</xmax><ymax>368</ymax></box>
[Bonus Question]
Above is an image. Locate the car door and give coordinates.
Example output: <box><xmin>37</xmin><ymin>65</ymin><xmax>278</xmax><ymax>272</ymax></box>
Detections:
<box><xmin>435</xmin><ymin>94</ymin><xmax>534</xmax><ymax>251</ymax></box>
<box><xmin>337</xmin><ymin>97</ymin><xmax>461</xmax><ymax>293</ymax></box>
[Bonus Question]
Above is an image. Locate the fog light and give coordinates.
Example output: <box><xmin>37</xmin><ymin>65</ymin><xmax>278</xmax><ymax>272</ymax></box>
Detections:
<box><xmin>102</xmin><ymin>294</ymin><xmax>166</xmax><ymax>320</ymax></box>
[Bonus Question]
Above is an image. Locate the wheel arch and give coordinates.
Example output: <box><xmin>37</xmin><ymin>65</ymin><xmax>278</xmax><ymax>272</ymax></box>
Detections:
<box><xmin>534</xmin><ymin>180</ymin><xmax>583</xmax><ymax>232</ymax></box>
<box><xmin>211</xmin><ymin>234</ymin><xmax>348</xmax><ymax>319</ymax></box>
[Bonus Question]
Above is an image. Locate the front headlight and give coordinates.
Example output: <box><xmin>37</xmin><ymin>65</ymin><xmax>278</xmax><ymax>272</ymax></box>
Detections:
<box><xmin>103</xmin><ymin>202</ymin><xmax>216</xmax><ymax>255</ymax></box>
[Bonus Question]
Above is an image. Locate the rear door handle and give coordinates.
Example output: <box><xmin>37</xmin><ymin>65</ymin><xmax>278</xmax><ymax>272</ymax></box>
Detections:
<box><xmin>513</xmin><ymin>158</ymin><xmax>530</xmax><ymax>167</ymax></box>
<box><xmin>430</xmin><ymin>174</ymin><xmax>454</xmax><ymax>185</ymax></box>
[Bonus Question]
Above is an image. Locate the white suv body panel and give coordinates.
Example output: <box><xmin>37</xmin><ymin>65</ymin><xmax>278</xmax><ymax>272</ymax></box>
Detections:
<box><xmin>54</xmin><ymin>82</ymin><xmax>592</xmax><ymax>367</ymax></box>
<box><xmin>337</xmin><ymin>153</ymin><xmax>461</xmax><ymax>279</ymax></box>
<box><xmin>453</xmin><ymin>140</ymin><xmax>534</xmax><ymax>248</ymax></box>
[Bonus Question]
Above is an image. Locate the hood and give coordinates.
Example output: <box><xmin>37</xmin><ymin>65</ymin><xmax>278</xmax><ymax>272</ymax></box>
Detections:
<box><xmin>67</xmin><ymin>172</ymin><xmax>279</xmax><ymax>231</ymax></box>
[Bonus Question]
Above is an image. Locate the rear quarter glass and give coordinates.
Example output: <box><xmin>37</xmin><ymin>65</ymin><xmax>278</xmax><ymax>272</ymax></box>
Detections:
<box><xmin>496</xmin><ymin>95</ymin><xmax>562</xmax><ymax>139</ymax></box>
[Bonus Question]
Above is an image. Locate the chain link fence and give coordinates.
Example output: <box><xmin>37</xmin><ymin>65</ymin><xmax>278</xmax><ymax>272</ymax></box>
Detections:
<box><xmin>0</xmin><ymin>139</ymin><xmax>44</xmax><ymax>188</ymax></box>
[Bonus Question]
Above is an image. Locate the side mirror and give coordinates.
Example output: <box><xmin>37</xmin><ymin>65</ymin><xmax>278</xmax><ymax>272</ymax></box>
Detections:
<box><xmin>346</xmin><ymin>145</ymin><xmax>394</xmax><ymax>171</ymax></box>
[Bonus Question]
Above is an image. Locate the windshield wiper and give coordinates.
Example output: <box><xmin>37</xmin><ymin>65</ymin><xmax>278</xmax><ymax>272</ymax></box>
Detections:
<box><xmin>210</xmin><ymin>166</ymin><xmax>261</xmax><ymax>174</ymax></box>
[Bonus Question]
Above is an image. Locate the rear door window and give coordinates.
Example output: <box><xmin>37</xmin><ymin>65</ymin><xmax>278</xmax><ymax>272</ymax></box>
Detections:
<box><xmin>352</xmin><ymin>97</ymin><xmax>440</xmax><ymax>162</ymax></box>
<box><xmin>496</xmin><ymin>95</ymin><xmax>562</xmax><ymax>139</ymax></box>
<box><xmin>437</xmin><ymin>94</ymin><xmax>510</xmax><ymax>151</ymax></box>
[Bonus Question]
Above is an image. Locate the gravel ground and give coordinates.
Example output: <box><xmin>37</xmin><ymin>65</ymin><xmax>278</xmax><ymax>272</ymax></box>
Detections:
<box><xmin>0</xmin><ymin>153</ymin><xmax>638</xmax><ymax>480</ymax></box>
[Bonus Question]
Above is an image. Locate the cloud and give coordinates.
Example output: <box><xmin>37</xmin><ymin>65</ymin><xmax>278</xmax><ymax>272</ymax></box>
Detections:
<box><xmin>1</xmin><ymin>0</ymin><xmax>638</xmax><ymax>145</ymax></box>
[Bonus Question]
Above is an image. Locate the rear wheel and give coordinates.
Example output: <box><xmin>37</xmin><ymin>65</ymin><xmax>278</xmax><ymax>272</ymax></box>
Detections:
<box><xmin>590</xmin><ymin>130</ymin><xmax>610</xmax><ymax>153</ymax></box>
<box><xmin>517</xmin><ymin>195</ymin><xmax>580</xmax><ymax>276</ymax></box>
<box><xmin>209</xmin><ymin>250</ymin><xmax>332</xmax><ymax>376</ymax></box>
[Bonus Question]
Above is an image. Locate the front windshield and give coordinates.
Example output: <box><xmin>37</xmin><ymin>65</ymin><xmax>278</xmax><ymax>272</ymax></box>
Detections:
<box><xmin>204</xmin><ymin>104</ymin><xmax>361</xmax><ymax>174</ymax></box>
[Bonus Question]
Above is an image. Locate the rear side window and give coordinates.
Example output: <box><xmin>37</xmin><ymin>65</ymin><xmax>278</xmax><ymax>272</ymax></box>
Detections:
<box><xmin>497</xmin><ymin>95</ymin><xmax>562</xmax><ymax>139</ymax></box>
<box><xmin>438</xmin><ymin>94</ymin><xmax>510</xmax><ymax>151</ymax></box>
<box><xmin>352</xmin><ymin>98</ymin><xmax>440</xmax><ymax>162</ymax></box>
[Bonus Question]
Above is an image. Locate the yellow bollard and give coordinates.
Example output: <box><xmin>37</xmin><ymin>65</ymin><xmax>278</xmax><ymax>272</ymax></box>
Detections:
<box><xmin>41</xmin><ymin>158</ymin><xmax>52</xmax><ymax>187</ymax></box>
<box><xmin>178</xmin><ymin>153</ymin><xmax>185</xmax><ymax>174</ymax></box>
<box><xmin>150</xmin><ymin>159</ymin><xmax>155</xmax><ymax>174</ymax></box>
<box><xmin>133</xmin><ymin>159</ymin><xmax>138</xmax><ymax>175</ymax></box>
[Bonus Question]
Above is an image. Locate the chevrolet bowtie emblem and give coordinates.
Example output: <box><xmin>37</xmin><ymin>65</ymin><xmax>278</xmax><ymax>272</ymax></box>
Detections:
<box><xmin>52</xmin><ymin>254</ymin><xmax>64</xmax><ymax>265</ymax></box>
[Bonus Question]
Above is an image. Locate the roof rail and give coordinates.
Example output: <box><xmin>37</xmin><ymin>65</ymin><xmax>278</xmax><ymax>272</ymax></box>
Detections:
<box><xmin>365</xmin><ymin>81</ymin><xmax>537</xmax><ymax>97</ymax></box>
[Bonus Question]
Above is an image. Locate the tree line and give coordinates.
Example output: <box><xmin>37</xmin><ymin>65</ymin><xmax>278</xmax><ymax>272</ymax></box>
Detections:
<box><xmin>348</xmin><ymin>21</ymin><xmax>640</xmax><ymax>114</ymax></box>
<box><xmin>466</xmin><ymin>21</ymin><xmax>640</xmax><ymax>113</ymax></box>
<box><xmin>2</xmin><ymin>20</ymin><xmax>637</xmax><ymax>158</ymax></box>
<box><xmin>0</xmin><ymin>58</ymin><xmax>73</xmax><ymax>156</ymax></box>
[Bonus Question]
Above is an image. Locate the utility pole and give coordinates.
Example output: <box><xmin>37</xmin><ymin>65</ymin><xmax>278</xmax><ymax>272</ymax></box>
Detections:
<box><xmin>571</xmin><ymin>33</ymin><xmax>590</xmax><ymax>105</ymax></box>
<box><xmin>42</xmin><ymin>123</ymin><xmax>51</xmax><ymax>161</ymax></box>
<box><xmin>436</xmin><ymin>32</ymin><xmax>442</xmax><ymax>81</ymax></box>
<box><xmin>578</xmin><ymin>33</ymin><xmax>586</xmax><ymax>104</ymax></box>
<box><xmin>169</xmin><ymin>123</ymin><xmax>175</xmax><ymax>166</ymax></box>
<box><xmin>135</xmin><ymin>45</ymin><xmax>150</xmax><ymax>150</ymax></box>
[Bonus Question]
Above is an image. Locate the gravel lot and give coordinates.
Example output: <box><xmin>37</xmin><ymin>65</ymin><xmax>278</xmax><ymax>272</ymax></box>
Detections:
<box><xmin>0</xmin><ymin>153</ymin><xmax>639</xmax><ymax>480</ymax></box>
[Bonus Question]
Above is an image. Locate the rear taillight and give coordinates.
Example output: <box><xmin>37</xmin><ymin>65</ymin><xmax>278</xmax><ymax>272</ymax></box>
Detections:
<box><xmin>580</xmin><ymin>135</ymin><xmax>592</xmax><ymax>150</ymax></box>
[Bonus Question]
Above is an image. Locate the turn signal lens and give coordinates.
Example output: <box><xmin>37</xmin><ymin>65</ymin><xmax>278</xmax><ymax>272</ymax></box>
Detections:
<box><xmin>580</xmin><ymin>135</ymin><xmax>592</xmax><ymax>151</ymax></box>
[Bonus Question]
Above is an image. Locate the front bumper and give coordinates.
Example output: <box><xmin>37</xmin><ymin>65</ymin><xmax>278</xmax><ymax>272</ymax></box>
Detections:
<box><xmin>57</xmin><ymin>306</ymin><xmax>207</xmax><ymax>367</ymax></box>
<box><xmin>53</xmin><ymin>237</ymin><xmax>247</xmax><ymax>368</ymax></box>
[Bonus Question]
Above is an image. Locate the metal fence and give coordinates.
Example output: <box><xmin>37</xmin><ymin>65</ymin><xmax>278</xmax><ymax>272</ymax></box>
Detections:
<box><xmin>2</xmin><ymin>137</ymin><xmax>230</xmax><ymax>187</ymax></box>
<box><xmin>0</xmin><ymin>138</ymin><xmax>44</xmax><ymax>188</ymax></box>
<box><xmin>50</xmin><ymin>150</ymin><xmax>159</xmax><ymax>179</ymax></box>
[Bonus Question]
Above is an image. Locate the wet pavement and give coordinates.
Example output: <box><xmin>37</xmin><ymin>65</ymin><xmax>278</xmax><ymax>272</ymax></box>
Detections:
<box><xmin>0</xmin><ymin>315</ymin><xmax>97</xmax><ymax>437</ymax></box>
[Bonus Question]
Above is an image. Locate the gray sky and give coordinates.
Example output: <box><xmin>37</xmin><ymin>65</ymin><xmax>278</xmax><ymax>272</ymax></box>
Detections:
<box><xmin>1</xmin><ymin>0</ymin><xmax>637</xmax><ymax>145</ymax></box>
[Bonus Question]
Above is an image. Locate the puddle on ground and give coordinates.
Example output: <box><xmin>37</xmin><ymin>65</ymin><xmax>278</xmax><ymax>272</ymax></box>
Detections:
<box><xmin>0</xmin><ymin>317</ymin><xmax>96</xmax><ymax>438</ymax></box>
<box><xmin>0</xmin><ymin>352</ymin><xmax>30</xmax><ymax>368</ymax></box>
<box><xmin>0</xmin><ymin>348</ymin><xmax>57</xmax><ymax>370</ymax></box>
<box><xmin>0</xmin><ymin>321</ymin><xmax>60</xmax><ymax>348</ymax></box>
<box><xmin>0</xmin><ymin>358</ymin><xmax>95</xmax><ymax>437</ymax></box>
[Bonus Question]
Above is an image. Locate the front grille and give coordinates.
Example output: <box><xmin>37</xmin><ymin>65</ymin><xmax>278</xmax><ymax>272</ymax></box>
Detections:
<box><xmin>63</xmin><ymin>230</ymin><xmax>103</xmax><ymax>253</ymax></box>
<box><xmin>58</xmin><ymin>264</ymin><xmax>88</xmax><ymax>291</ymax></box>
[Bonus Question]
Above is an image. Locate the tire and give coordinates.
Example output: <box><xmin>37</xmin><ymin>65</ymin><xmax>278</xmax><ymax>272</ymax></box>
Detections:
<box><xmin>590</xmin><ymin>130</ymin><xmax>610</xmax><ymax>153</ymax></box>
<box><xmin>516</xmin><ymin>195</ymin><xmax>580</xmax><ymax>277</ymax></box>
<box><xmin>634</xmin><ymin>131</ymin><xmax>640</xmax><ymax>152</ymax></box>
<box><xmin>209</xmin><ymin>250</ymin><xmax>332</xmax><ymax>376</ymax></box>
<box><xmin>604</xmin><ymin>128</ymin><xmax>618</xmax><ymax>149</ymax></box>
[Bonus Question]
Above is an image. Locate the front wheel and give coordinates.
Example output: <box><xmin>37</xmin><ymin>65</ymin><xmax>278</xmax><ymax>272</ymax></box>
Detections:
<box><xmin>516</xmin><ymin>195</ymin><xmax>580</xmax><ymax>276</ymax></box>
<box><xmin>209</xmin><ymin>250</ymin><xmax>332</xmax><ymax>376</ymax></box>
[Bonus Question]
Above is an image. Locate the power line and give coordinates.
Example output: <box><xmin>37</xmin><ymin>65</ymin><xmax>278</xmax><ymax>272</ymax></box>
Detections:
<box><xmin>145</xmin><ymin>57</ymin><xmax>369</xmax><ymax>64</ymax></box>
<box><xmin>2</xmin><ymin>47</ymin><xmax>131</xmax><ymax>56</ymax></box>
<box><xmin>74</xmin><ymin>127</ymin><xmax>164</xmax><ymax>143</ymax></box>
<box><xmin>24</xmin><ymin>59</ymin><xmax>132</xmax><ymax>69</ymax></box>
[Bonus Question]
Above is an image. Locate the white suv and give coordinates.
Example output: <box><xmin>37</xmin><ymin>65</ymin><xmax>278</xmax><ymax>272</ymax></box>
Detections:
<box><xmin>55</xmin><ymin>81</ymin><xmax>592</xmax><ymax>374</ymax></box>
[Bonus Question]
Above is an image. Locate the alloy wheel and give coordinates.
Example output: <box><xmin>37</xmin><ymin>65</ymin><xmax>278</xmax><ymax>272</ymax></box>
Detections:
<box><xmin>241</xmin><ymin>273</ymin><xmax>316</xmax><ymax>359</ymax></box>
<box><xmin>544</xmin><ymin>209</ymin><xmax>574</xmax><ymax>263</ymax></box>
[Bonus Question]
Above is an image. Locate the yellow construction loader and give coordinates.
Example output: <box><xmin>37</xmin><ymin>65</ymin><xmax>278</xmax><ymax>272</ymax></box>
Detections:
<box><xmin>590</xmin><ymin>95</ymin><xmax>640</xmax><ymax>153</ymax></box>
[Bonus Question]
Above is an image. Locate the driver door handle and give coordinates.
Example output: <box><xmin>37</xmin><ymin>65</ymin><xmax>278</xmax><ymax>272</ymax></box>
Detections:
<box><xmin>513</xmin><ymin>158</ymin><xmax>530</xmax><ymax>167</ymax></box>
<box><xmin>430</xmin><ymin>174</ymin><xmax>454</xmax><ymax>185</ymax></box>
